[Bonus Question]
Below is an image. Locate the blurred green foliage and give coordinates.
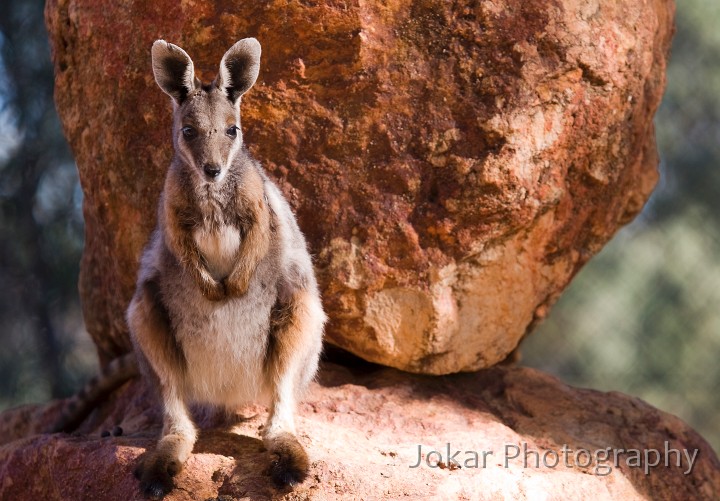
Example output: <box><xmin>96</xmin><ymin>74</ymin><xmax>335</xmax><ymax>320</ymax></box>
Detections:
<box><xmin>522</xmin><ymin>0</ymin><xmax>720</xmax><ymax>453</ymax></box>
<box><xmin>0</xmin><ymin>0</ymin><xmax>97</xmax><ymax>409</ymax></box>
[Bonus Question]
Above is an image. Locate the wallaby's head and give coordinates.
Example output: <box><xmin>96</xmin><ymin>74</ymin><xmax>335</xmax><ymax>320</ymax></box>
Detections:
<box><xmin>151</xmin><ymin>38</ymin><xmax>261</xmax><ymax>183</ymax></box>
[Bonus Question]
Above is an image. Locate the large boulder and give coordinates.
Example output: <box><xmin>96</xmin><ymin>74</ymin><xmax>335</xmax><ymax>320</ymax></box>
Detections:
<box><xmin>45</xmin><ymin>0</ymin><xmax>674</xmax><ymax>373</ymax></box>
<box><xmin>1</xmin><ymin>363</ymin><xmax>718</xmax><ymax>499</ymax></box>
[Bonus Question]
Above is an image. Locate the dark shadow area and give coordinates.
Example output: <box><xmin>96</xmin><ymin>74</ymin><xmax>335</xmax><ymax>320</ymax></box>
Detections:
<box><xmin>319</xmin><ymin>342</ymin><xmax>385</xmax><ymax>380</ymax></box>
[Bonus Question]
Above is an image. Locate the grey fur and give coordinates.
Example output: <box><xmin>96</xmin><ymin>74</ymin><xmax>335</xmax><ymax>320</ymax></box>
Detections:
<box><xmin>128</xmin><ymin>38</ymin><xmax>325</xmax><ymax>498</ymax></box>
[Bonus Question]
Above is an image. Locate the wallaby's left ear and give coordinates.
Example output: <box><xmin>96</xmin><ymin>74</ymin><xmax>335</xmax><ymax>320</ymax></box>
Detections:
<box><xmin>217</xmin><ymin>38</ymin><xmax>261</xmax><ymax>104</ymax></box>
<box><xmin>152</xmin><ymin>40</ymin><xmax>199</xmax><ymax>104</ymax></box>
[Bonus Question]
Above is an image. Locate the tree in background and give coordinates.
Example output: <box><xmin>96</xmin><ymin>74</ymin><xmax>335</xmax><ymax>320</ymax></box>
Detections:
<box><xmin>522</xmin><ymin>0</ymin><xmax>720</xmax><ymax>452</ymax></box>
<box><xmin>0</xmin><ymin>0</ymin><xmax>95</xmax><ymax>407</ymax></box>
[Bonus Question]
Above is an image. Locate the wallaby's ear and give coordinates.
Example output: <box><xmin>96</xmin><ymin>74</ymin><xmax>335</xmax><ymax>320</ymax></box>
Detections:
<box><xmin>216</xmin><ymin>38</ymin><xmax>261</xmax><ymax>104</ymax></box>
<box><xmin>151</xmin><ymin>40</ymin><xmax>198</xmax><ymax>104</ymax></box>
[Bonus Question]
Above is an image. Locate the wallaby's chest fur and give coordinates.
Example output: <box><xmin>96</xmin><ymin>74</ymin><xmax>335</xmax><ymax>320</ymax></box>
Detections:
<box><xmin>188</xmin><ymin>184</ymin><xmax>245</xmax><ymax>281</ymax></box>
<box><xmin>193</xmin><ymin>224</ymin><xmax>241</xmax><ymax>280</ymax></box>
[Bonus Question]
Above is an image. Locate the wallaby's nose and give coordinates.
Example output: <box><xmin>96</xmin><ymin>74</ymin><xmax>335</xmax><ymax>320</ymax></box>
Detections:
<box><xmin>203</xmin><ymin>164</ymin><xmax>221</xmax><ymax>179</ymax></box>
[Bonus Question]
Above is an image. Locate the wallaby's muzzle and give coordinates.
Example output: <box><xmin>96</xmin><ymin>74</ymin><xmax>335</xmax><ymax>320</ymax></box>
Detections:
<box><xmin>203</xmin><ymin>163</ymin><xmax>222</xmax><ymax>179</ymax></box>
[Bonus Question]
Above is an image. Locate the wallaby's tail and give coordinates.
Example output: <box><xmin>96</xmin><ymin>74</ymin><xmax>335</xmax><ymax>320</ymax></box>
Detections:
<box><xmin>50</xmin><ymin>352</ymin><xmax>139</xmax><ymax>433</ymax></box>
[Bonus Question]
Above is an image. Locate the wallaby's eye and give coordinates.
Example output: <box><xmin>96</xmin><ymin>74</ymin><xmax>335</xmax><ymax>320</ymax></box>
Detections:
<box><xmin>226</xmin><ymin>125</ymin><xmax>238</xmax><ymax>138</ymax></box>
<box><xmin>181</xmin><ymin>126</ymin><xmax>197</xmax><ymax>140</ymax></box>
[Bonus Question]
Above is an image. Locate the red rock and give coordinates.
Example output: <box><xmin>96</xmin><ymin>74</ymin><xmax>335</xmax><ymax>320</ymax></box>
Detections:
<box><xmin>1</xmin><ymin>363</ymin><xmax>718</xmax><ymax>499</ymax></box>
<box><xmin>44</xmin><ymin>0</ymin><xmax>674</xmax><ymax>373</ymax></box>
<box><xmin>12</xmin><ymin>3</ymin><xmax>714</xmax><ymax>498</ymax></box>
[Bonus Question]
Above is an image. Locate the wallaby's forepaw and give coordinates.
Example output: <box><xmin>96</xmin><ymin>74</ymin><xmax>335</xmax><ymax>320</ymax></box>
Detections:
<box><xmin>268</xmin><ymin>433</ymin><xmax>310</xmax><ymax>488</ymax></box>
<box><xmin>201</xmin><ymin>278</ymin><xmax>226</xmax><ymax>302</ymax></box>
<box><xmin>224</xmin><ymin>272</ymin><xmax>250</xmax><ymax>297</ymax></box>
<box><xmin>135</xmin><ymin>454</ymin><xmax>181</xmax><ymax>499</ymax></box>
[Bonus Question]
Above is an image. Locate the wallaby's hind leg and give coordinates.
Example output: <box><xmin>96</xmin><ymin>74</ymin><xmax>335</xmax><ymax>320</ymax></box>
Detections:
<box><xmin>128</xmin><ymin>280</ymin><xmax>196</xmax><ymax>499</ymax></box>
<box><xmin>135</xmin><ymin>392</ymin><xmax>197</xmax><ymax>499</ymax></box>
<box><xmin>264</xmin><ymin>289</ymin><xmax>324</xmax><ymax>487</ymax></box>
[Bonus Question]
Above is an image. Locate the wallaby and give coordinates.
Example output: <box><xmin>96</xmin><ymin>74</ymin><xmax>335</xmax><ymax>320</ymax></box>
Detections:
<box><xmin>123</xmin><ymin>38</ymin><xmax>325</xmax><ymax>498</ymax></box>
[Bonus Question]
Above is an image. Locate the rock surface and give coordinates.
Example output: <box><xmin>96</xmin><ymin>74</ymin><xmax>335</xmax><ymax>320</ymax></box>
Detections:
<box><xmin>45</xmin><ymin>0</ymin><xmax>674</xmax><ymax>372</ymax></box>
<box><xmin>1</xmin><ymin>361</ymin><xmax>718</xmax><ymax>499</ymax></box>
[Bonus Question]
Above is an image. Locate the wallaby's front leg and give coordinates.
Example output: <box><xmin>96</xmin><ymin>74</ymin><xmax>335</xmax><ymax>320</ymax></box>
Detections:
<box><xmin>225</xmin><ymin>193</ymin><xmax>270</xmax><ymax>297</ymax></box>
<box><xmin>127</xmin><ymin>279</ymin><xmax>197</xmax><ymax>499</ymax></box>
<box><xmin>181</xmin><ymin>234</ymin><xmax>226</xmax><ymax>301</ymax></box>
<box><xmin>264</xmin><ymin>288</ymin><xmax>324</xmax><ymax>486</ymax></box>
<box><xmin>164</xmin><ymin>204</ymin><xmax>225</xmax><ymax>301</ymax></box>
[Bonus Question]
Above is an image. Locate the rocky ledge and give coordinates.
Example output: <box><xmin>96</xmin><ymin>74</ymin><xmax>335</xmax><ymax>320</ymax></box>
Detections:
<box><xmin>1</xmin><ymin>359</ymin><xmax>717</xmax><ymax>499</ymax></box>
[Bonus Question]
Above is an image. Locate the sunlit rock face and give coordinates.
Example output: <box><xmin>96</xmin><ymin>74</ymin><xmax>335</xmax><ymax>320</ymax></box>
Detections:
<box><xmin>46</xmin><ymin>0</ymin><xmax>673</xmax><ymax>373</ymax></box>
<box><xmin>2</xmin><ymin>363</ymin><xmax>719</xmax><ymax>499</ymax></box>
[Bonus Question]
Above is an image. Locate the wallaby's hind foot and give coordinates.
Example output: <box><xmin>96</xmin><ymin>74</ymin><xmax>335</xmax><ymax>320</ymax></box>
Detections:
<box><xmin>134</xmin><ymin>451</ymin><xmax>182</xmax><ymax>500</ymax></box>
<box><xmin>267</xmin><ymin>432</ymin><xmax>310</xmax><ymax>487</ymax></box>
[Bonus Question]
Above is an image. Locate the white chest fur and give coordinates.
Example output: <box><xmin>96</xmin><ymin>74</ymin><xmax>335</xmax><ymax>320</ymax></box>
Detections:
<box><xmin>168</xmin><ymin>257</ymin><xmax>278</xmax><ymax>409</ymax></box>
<box><xmin>177</xmin><ymin>296</ymin><xmax>273</xmax><ymax>407</ymax></box>
<box><xmin>193</xmin><ymin>225</ymin><xmax>241</xmax><ymax>280</ymax></box>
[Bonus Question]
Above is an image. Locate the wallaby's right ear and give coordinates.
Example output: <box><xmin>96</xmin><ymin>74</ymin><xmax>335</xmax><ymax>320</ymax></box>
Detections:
<box><xmin>151</xmin><ymin>40</ymin><xmax>198</xmax><ymax>104</ymax></box>
<box><xmin>217</xmin><ymin>38</ymin><xmax>261</xmax><ymax>104</ymax></box>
